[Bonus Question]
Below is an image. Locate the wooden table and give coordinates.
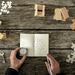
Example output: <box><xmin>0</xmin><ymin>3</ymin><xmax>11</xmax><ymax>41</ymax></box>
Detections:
<box><xmin>0</xmin><ymin>0</ymin><xmax>75</xmax><ymax>75</ymax></box>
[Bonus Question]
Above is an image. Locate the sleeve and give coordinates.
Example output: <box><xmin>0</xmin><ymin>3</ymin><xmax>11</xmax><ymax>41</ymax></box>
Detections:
<box><xmin>57</xmin><ymin>73</ymin><xmax>65</xmax><ymax>75</ymax></box>
<box><xmin>47</xmin><ymin>73</ymin><xmax>65</xmax><ymax>75</ymax></box>
<box><xmin>5</xmin><ymin>68</ymin><xmax>18</xmax><ymax>75</ymax></box>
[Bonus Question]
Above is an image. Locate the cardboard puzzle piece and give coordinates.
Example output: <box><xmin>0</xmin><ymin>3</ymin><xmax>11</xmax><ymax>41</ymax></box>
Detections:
<box><xmin>61</xmin><ymin>7</ymin><xmax>69</xmax><ymax>21</ymax></box>
<box><xmin>53</xmin><ymin>7</ymin><xmax>69</xmax><ymax>21</ymax></box>
<box><xmin>34</xmin><ymin>4</ymin><xmax>45</xmax><ymax>17</ymax></box>
<box><xmin>0</xmin><ymin>33</ymin><xmax>6</xmax><ymax>40</ymax></box>
<box><xmin>70</xmin><ymin>19</ymin><xmax>75</xmax><ymax>30</ymax></box>
<box><xmin>66</xmin><ymin>43</ymin><xmax>75</xmax><ymax>63</ymax></box>
<box><xmin>53</xmin><ymin>8</ymin><xmax>62</xmax><ymax>21</ymax></box>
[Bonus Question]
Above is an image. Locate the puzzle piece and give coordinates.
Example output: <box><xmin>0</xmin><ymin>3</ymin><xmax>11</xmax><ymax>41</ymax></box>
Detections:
<box><xmin>66</xmin><ymin>55</ymin><xmax>75</xmax><ymax>63</ymax></box>
<box><xmin>61</xmin><ymin>7</ymin><xmax>69</xmax><ymax>21</ymax></box>
<box><xmin>53</xmin><ymin>8</ymin><xmax>62</xmax><ymax>21</ymax></box>
<box><xmin>66</xmin><ymin>43</ymin><xmax>75</xmax><ymax>63</ymax></box>
<box><xmin>71</xmin><ymin>43</ymin><xmax>75</xmax><ymax>49</ymax></box>
<box><xmin>53</xmin><ymin>7</ymin><xmax>69</xmax><ymax>21</ymax></box>
<box><xmin>34</xmin><ymin>4</ymin><xmax>45</xmax><ymax>17</ymax></box>
<box><xmin>0</xmin><ymin>1</ymin><xmax>12</xmax><ymax>15</ymax></box>
<box><xmin>0</xmin><ymin>33</ymin><xmax>6</xmax><ymax>40</ymax></box>
<box><xmin>70</xmin><ymin>19</ymin><xmax>75</xmax><ymax>30</ymax></box>
<box><xmin>6</xmin><ymin>1</ymin><xmax>12</xmax><ymax>8</ymax></box>
<box><xmin>0</xmin><ymin>50</ymin><xmax>6</xmax><ymax>63</ymax></box>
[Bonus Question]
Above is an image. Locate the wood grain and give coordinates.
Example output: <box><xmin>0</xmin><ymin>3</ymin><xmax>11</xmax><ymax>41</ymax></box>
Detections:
<box><xmin>0</xmin><ymin>0</ymin><xmax>75</xmax><ymax>75</ymax></box>
<box><xmin>0</xmin><ymin>50</ymin><xmax>75</xmax><ymax>75</ymax></box>
<box><xmin>0</xmin><ymin>31</ymin><xmax>75</xmax><ymax>49</ymax></box>
<box><xmin>0</xmin><ymin>4</ymin><xmax>75</xmax><ymax>29</ymax></box>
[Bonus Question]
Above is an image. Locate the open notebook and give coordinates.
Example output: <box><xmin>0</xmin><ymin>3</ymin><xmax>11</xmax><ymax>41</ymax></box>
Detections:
<box><xmin>20</xmin><ymin>33</ymin><xmax>49</xmax><ymax>56</ymax></box>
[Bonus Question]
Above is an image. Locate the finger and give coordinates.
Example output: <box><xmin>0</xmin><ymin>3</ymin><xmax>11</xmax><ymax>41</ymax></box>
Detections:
<box><xmin>20</xmin><ymin>54</ymin><xmax>26</xmax><ymax>64</ymax></box>
<box><xmin>13</xmin><ymin>48</ymin><xmax>20</xmax><ymax>55</ymax></box>
<box><xmin>45</xmin><ymin>62</ymin><xmax>49</xmax><ymax>70</ymax></box>
<box><xmin>10</xmin><ymin>50</ymin><xmax>15</xmax><ymax>58</ymax></box>
<box><xmin>47</xmin><ymin>54</ymin><xmax>55</xmax><ymax>67</ymax></box>
<box><xmin>48</xmin><ymin>54</ymin><xmax>59</xmax><ymax>66</ymax></box>
<box><xmin>15</xmin><ymin>48</ymin><xmax>20</xmax><ymax>52</ymax></box>
<box><xmin>46</xmin><ymin>56</ymin><xmax>50</xmax><ymax>65</ymax></box>
<box><xmin>45</xmin><ymin>62</ymin><xmax>52</xmax><ymax>74</ymax></box>
<box><xmin>45</xmin><ymin>62</ymin><xmax>51</xmax><ymax>71</ymax></box>
<box><xmin>47</xmin><ymin>54</ymin><xmax>56</xmax><ymax>63</ymax></box>
<box><xmin>46</xmin><ymin>54</ymin><xmax>50</xmax><ymax>63</ymax></box>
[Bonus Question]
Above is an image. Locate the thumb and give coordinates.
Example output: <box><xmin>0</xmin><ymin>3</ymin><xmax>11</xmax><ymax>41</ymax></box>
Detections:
<box><xmin>20</xmin><ymin>55</ymin><xmax>26</xmax><ymax>64</ymax></box>
<box><xmin>45</xmin><ymin>62</ymin><xmax>53</xmax><ymax>75</ymax></box>
<box><xmin>45</xmin><ymin>62</ymin><xmax>49</xmax><ymax>70</ymax></box>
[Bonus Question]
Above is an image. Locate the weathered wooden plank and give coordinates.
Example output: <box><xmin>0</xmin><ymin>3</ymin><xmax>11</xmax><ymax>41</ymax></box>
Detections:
<box><xmin>50</xmin><ymin>31</ymin><xmax>75</xmax><ymax>48</ymax></box>
<box><xmin>50</xmin><ymin>50</ymin><xmax>75</xmax><ymax>75</ymax></box>
<box><xmin>0</xmin><ymin>0</ymin><xmax>75</xmax><ymax>75</ymax></box>
<box><xmin>0</xmin><ymin>5</ymin><xmax>75</xmax><ymax>29</ymax></box>
<box><xmin>0</xmin><ymin>0</ymin><xmax>74</xmax><ymax>6</ymax></box>
<box><xmin>0</xmin><ymin>30</ymin><xmax>75</xmax><ymax>48</ymax></box>
<box><xmin>0</xmin><ymin>50</ymin><xmax>75</xmax><ymax>75</ymax></box>
<box><xmin>18</xmin><ymin>30</ymin><xmax>75</xmax><ymax>48</ymax></box>
<box><xmin>0</xmin><ymin>32</ymin><xmax>19</xmax><ymax>48</ymax></box>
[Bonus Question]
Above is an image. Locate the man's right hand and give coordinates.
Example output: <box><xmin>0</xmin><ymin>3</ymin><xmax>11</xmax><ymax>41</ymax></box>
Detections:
<box><xmin>45</xmin><ymin>54</ymin><xmax>60</xmax><ymax>75</ymax></box>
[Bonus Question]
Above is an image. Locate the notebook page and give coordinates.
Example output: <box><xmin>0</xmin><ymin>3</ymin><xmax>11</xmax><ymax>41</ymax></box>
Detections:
<box><xmin>20</xmin><ymin>34</ymin><xmax>34</xmax><ymax>56</ymax></box>
<box><xmin>34</xmin><ymin>34</ymin><xmax>49</xmax><ymax>56</ymax></box>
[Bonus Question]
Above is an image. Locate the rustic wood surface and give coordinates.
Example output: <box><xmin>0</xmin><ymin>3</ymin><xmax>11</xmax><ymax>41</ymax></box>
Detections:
<box><xmin>0</xmin><ymin>0</ymin><xmax>75</xmax><ymax>75</ymax></box>
<box><xmin>0</xmin><ymin>0</ymin><xmax>75</xmax><ymax>29</ymax></box>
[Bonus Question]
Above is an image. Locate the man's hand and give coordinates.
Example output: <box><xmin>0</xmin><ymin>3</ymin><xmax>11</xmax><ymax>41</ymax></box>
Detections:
<box><xmin>45</xmin><ymin>54</ymin><xmax>60</xmax><ymax>75</ymax></box>
<box><xmin>10</xmin><ymin>48</ymin><xmax>26</xmax><ymax>71</ymax></box>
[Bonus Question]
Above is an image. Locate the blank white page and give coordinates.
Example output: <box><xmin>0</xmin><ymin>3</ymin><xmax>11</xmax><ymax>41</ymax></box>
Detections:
<box><xmin>20</xmin><ymin>34</ymin><xmax>34</xmax><ymax>56</ymax></box>
<box><xmin>34</xmin><ymin>34</ymin><xmax>49</xmax><ymax>56</ymax></box>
